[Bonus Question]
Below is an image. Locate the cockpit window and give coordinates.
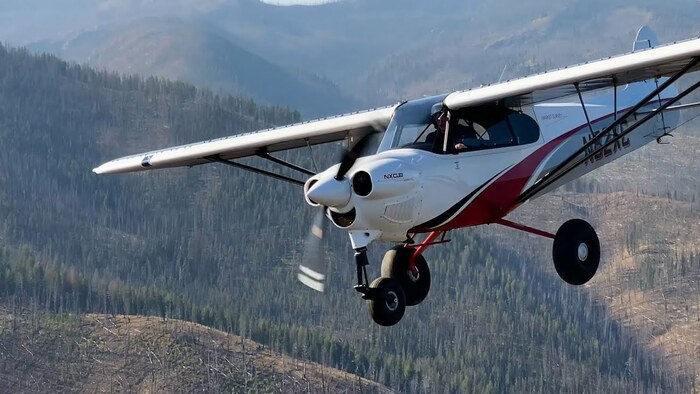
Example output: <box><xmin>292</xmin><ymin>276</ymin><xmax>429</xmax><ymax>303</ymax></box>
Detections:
<box><xmin>377</xmin><ymin>94</ymin><xmax>448</xmax><ymax>153</ymax></box>
<box><xmin>378</xmin><ymin>97</ymin><xmax>540</xmax><ymax>154</ymax></box>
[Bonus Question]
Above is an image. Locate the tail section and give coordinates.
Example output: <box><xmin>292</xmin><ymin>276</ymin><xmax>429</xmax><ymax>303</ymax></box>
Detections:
<box><xmin>629</xmin><ymin>26</ymin><xmax>678</xmax><ymax>100</ymax></box>
<box><xmin>520</xmin><ymin>27</ymin><xmax>682</xmax><ymax>202</ymax></box>
<box><xmin>633</xmin><ymin>26</ymin><xmax>659</xmax><ymax>51</ymax></box>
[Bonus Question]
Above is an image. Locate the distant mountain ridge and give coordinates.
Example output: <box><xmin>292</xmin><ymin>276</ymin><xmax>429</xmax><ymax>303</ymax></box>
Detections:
<box><xmin>10</xmin><ymin>0</ymin><xmax>699</xmax><ymax>107</ymax></box>
<box><xmin>30</xmin><ymin>18</ymin><xmax>359</xmax><ymax>118</ymax></box>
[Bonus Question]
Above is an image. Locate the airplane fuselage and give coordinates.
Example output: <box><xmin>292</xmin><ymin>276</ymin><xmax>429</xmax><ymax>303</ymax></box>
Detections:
<box><xmin>304</xmin><ymin>80</ymin><xmax>678</xmax><ymax>249</ymax></box>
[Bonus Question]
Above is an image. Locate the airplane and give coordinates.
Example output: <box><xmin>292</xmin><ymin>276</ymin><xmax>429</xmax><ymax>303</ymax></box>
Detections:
<box><xmin>94</xmin><ymin>27</ymin><xmax>700</xmax><ymax>326</ymax></box>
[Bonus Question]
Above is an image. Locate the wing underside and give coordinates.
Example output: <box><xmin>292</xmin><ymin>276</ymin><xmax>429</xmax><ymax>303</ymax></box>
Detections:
<box><xmin>93</xmin><ymin>105</ymin><xmax>397</xmax><ymax>174</ymax></box>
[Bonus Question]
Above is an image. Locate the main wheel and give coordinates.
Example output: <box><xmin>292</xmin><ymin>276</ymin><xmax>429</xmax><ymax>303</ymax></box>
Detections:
<box><xmin>552</xmin><ymin>219</ymin><xmax>600</xmax><ymax>285</ymax></box>
<box><xmin>381</xmin><ymin>246</ymin><xmax>431</xmax><ymax>306</ymax></box>
<box><xmin>367</xmin><ymin>277</ymin><xmax>406</xmax><ymax>326</ymax></box>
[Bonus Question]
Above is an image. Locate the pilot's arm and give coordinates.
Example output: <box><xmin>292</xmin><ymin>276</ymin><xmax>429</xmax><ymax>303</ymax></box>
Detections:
<box><xmin>453</xmin><ymin>129</ymin><xmax>467</xmax><ymax>150</ymax></box>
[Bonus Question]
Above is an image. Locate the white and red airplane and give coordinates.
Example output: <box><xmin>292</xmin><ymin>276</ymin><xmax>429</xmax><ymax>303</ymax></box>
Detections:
<box><xmin>94</xmin><ymin>28</ymin><xmax>700</xmax><ymax>326</ymax></box>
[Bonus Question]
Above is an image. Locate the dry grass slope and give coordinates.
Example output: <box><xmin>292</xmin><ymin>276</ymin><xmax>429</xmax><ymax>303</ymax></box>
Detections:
<box><xmin>0</xmin><ymin>307</ymin><xmax>390</xmax><ymax>393</ymax></box>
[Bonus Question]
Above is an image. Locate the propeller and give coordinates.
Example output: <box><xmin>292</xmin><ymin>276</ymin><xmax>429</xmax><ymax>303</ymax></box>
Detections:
<box><xmin>297</xmin><ymin>207</ymin><xmax>328</xmax><ymax>292</ymax></box>
<box><xmin>335</xmin><ymin>134</ymin><xmax>373</xmax><ymax>180</ymax></box>
<box><xmin>298</xmin><ymin>133</ymin><xmax>375</xmax><ymax>292</ymax></box>
<box><xmin>298</xmin><ymin>207</ymin><xmax>329</xmax><ymax>291</ymax></box>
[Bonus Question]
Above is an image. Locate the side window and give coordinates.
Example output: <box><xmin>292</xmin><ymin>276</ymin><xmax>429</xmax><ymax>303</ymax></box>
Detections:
<box><xmin>453</xmin><ymin>118</ymin><xmax>514</xmax><ymax>150</ymax></box>
<box><xmin>484</xmin><ymin>119</ymin><xmax>514</xmax><ymax>146</ymax></box>
<box><xmin>453</xmin><ymin>119</ymin><xmax>481</xmax><ymax>148</ymax></box>
<box><xmin>508</xmin><ymin>113</ymin><xmax>540</xmax><ymax>145</ymax></box>
<box><xmin>451</xmin><ymin>106</ymin><xmax>540</xmax><ymax>152</ymax></box>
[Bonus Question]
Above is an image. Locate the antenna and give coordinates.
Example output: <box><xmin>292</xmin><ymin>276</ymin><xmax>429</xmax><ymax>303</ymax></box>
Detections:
<box><xmin>497</xmin><ymin>64</ymin><xmax>508</xmax><ymax>83</ymax></box>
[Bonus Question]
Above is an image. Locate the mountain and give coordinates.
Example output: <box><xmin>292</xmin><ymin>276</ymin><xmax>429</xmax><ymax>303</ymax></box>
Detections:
<box><xmin>4</xmin><ymin>0</ymin><xmax>699</xmax><ymax>108</ymax></box>
<box><xmin>203</xmin><ymin>0</ymin><xmax>700</xmax><ymax>100</ymax></box>
<box><xmin>0</xmin><ymin>44</ymin><xmax>692</xmax><ymax>392</ymax></box>
<box><xmin>0</xmin><ymin>1</ymin><xmax>699</xmax><ymax>392</ymax></box>
<box><xmin>0</xmin><ymin>303</ymin><xmax>388</xmax><ymax>393</ymax></box>
<box><xmin>30</xmin><ymin>18</ymin><xmax>358</xmax><ymax>118</ymax></box>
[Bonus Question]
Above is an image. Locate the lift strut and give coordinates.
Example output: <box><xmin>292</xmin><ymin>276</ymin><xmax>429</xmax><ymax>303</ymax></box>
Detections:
<box><xmin>518</xmin><ymin>57</ymin><xmax>700</xmax><ymax>203</ymax></box>
<box><xmin>207</xmin><ymin>156</ymin><xmax>305</xmax><ymax>186</ymax></box>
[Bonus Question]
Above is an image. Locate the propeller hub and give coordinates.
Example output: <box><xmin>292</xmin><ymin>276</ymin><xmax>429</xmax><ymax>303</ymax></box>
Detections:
<box><xmin>306</xmin><ymin>178</ymin><xmax>352</xmax><ymax>208</ymax></box>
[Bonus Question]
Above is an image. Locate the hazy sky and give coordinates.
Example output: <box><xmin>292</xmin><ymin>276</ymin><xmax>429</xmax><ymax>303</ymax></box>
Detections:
<box><xmin>261</xmin><ymin>0</ymin><xmax>338</xmax><ymax>5</ymax></box>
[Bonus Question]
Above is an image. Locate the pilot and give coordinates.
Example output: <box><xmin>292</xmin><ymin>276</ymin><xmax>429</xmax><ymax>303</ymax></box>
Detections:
<box><xmin>426</xmin><ymin>103</ymin><xmax>467</xmax><ymax>152</ymax></box>
<box><xmin>426</xmin><ymin>103</ymin><xmax>448</xmax><ymax>152</ymax></box>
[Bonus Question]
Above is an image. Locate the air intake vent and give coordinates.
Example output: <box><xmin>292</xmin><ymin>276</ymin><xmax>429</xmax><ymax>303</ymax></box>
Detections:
<box><xmin>352</xmin><ymin>171</ymin><xmax>372</xmax><ymax>197</ymax></box>
<box><xmin>330</xmin><ymin>208</ymin><xmax>356</xmax><ymax>228</ymax></box>
<box><xmin>382</xmin><ymin>197</ymin><xmax>417</xmax><ymax>224</ymax></box>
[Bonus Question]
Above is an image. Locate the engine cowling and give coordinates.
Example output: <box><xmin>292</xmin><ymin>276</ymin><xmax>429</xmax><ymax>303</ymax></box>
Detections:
<box><xmin>350</xmin><ymin>158</ymin><xmax>418</xmax><ymax>201</ymax></box>
<box><xmin>303</xmin><ymin>157</ymin><xmax>422</xmax><ymax>242</ymax></box>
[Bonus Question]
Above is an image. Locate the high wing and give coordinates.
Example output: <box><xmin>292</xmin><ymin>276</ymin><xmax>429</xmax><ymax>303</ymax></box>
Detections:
<box><xmin>437</xmin><ymin>35</ymin><xmax>700</xmax><ymax>204</ymax></box>
<box><xmin>93</xmin><ymin>104</ymin><xmax>398</xmax><ymax>174</ymax></box>
<box><xmin>95</xmin><ymin>36</ymin><xmax>700</xmax><ymax>176</ymax></box>
<box><xmin>443</xmin><ymin>36</ymin><xmax>700</xmax><ymax>109</ymax></box>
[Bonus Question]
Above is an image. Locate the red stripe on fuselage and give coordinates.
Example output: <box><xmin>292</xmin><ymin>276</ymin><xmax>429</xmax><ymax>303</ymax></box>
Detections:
<box><xmin>438</xmin><ymin>131</ymin><xmax>576</xmax><ymax>229</ymax></box>
<box><xmin>434</xmin><ymin>108</ymin><xmax>628</xmax><ymax>230</ymax></box>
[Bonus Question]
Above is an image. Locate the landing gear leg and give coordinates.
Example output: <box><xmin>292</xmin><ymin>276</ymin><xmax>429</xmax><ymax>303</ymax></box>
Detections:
<box><xmin>353</xmin><ymin>247</ymin><xmax>370</xmax><ymax>291</ymax></box>
<box><xmin>495</xmin><ymin>218</ymin><xmax>600</xmax><ymax>285</ymax></box>
<box><xmin>353</xmin><ymin>248</ymin><xmax>406</xmax><ymax>326</ymax></box>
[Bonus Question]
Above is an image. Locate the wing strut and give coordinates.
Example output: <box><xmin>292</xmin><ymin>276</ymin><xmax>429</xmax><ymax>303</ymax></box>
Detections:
<box><xmin>207</xmin><ymin>156</ymin><xmax>305</xmax><ymax>186</ymax></box>
<box><xmin>575</xmin><ymin>82</ymin><xmax>596</xmax><ymax>137</ymax></box>
<box><xmin>256</xmin><ymin>151</ymin><xmax>316</xmax><ymax>176</ymax></box>
<box><xmin>517</xmin><ymin>57</ymin><xmax>700</xmax><ymax>203</ymax></box>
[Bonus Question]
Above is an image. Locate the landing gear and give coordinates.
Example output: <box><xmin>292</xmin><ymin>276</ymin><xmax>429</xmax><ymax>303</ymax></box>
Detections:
<box><xmin>353</xmin><ymin>243</ymin><xmax>433</xmax><ymax>326</ymax></box>
<box><xmin>381</xmin><ymin>246</ymin><xmax>431</xmax><ymax>306</ymax></box>
<box><xmin>353</xmin><ymin>248</ymin><xmax>407</xmax><ymax>326</ymax></box>
<box><xmin>366</xmin><ymin>277</ymin><xmax>406</xmax><ymax>326</ymax></box>
<box><xmin>552</xmin><ymin>219</ymin><xmax>600</xmax><ymax>285</ymax></box>
<box><xmin>496</xmin><ymin>217</ymin><xmax>601</xmax><ymax>286</ymax></box>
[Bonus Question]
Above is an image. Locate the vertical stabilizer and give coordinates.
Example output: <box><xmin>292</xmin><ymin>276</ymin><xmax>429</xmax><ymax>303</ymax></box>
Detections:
<box><xmin>631</xmin><ymin>26</ymin><xmax>677</xmax><ymax>99</ymax></box>
<box><xmin>633</xmin><ymin>26</ymin><xmax>659</xmax><ymax>51</ymax></box>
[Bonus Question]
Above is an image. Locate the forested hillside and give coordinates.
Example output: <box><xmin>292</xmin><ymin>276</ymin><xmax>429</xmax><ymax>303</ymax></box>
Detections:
<box><xmin>0</xmin><ymin>44</ymin><xmax>693</xmax><ymax>392</ymax></box>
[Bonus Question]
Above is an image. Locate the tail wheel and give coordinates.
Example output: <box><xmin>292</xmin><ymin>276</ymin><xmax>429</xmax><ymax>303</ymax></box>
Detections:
<box><xmin>552</xmin><ymin>219</ymin><xmax>600</xmax><ymax>285</ymax></box>
<box><xmin>367</xmin><ymin>277</ymin><xmax>406</xmax><ymax>326</ymax></box>
<box><xmin>381</xmin><ymin>246</ymin><xmax>431</xmax><ymax>306</ymax></box>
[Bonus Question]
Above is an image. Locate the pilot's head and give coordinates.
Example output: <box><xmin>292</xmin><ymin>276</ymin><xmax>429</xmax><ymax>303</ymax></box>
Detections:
<box><xmin>431</xmin><ymin>103</ymin><xmax>447</xmax><ymax>131</ymax></box>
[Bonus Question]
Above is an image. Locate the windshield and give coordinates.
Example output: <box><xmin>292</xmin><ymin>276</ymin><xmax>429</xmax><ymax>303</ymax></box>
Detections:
<box><xmin>377</xmin><ymin>94</ymin><xmax>448</xmax><ymax>153</ymax></box>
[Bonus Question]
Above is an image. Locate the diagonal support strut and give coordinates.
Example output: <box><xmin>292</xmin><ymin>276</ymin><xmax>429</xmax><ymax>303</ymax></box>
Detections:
<box><xmin>518</xmin><ymin>57</ymin><xmax>700</xmax><ymax>203</ymax></box>
<box><xmin>207</xmin><ymin>156</ymin><xmax>305</xmax><ymax>186</ymax></box>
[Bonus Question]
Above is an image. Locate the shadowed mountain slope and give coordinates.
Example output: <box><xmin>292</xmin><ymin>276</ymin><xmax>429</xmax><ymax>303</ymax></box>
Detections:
<box><xmin>34</xmin><ymin>18</ymin><xmax>357</xmax><ymax>118</ymax></box>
